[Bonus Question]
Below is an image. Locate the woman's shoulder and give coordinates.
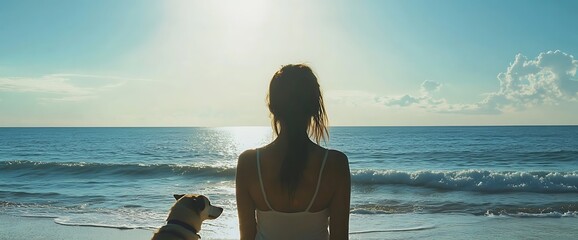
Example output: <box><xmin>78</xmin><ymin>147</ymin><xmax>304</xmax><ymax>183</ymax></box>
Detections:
<box><xmin>236</xmin><ymin>149</ymin><xmax>259</xmax><ymax>184</ymax></box>
<box><xmin>237</xmin><ymin>149</ymin><xmax>258</xmax><ymax>165</ymax></box>
<box><xmin>238</xmin><ymin>148</ymin><xmax>258</xmax><ymax>161</ymax></box>
<box><xmin>324</xmin><ymin>149</ymin><xmax>349</xmax><ymax>172</ymax></box>
<box><xmin>325</xmin><ymin>149</ymin><xmax>348</xmax><ymax>162</ymax></box>
<box><xmin>326</xmin><ymin>149</ymin><xmax>347</xmax><ymax>160</ymax></box>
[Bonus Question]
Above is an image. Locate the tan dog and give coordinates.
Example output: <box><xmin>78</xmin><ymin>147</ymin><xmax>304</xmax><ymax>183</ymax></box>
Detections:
<box><xmin>152</xmin><ymin>194</ymin><xmax>223</xmax><ymax>240</ymax></box>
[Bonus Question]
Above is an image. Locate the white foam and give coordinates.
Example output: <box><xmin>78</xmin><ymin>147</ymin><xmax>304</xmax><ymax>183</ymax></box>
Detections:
<box><xmin>485</xmin><ymin>210</ymin><xmax>578</xmax><ymax>218</ymax></box>
<box><xmin>350</xmin><ymin>225</ymin><xmax>436</xmax><ymax>234</ymax></box>
<box><xmin>352</xmin><ymin>169</ymin><xmax>578</xmax><ymax>193</ymax></box>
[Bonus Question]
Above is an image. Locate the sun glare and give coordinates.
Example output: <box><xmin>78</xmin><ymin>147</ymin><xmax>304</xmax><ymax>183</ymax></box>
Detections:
<box><xmin>207</xmin><ymin>0</ymin><xmax>273</xmax><ymax>58</ymax></box>
<box><xmin>224</xmin><ymin>126</ymin><xmax>272</xmax><ymax>152</ymax></box>
<box><xmin>213</xmin><ymin>0</ymin><xmax>271</xmax><ymax>27</ymax></box>
<box><xmin>161</xmin><ymin>0</ymin><xmax>274</xmax><ymax>64</ymax></box>
<box><xmin>164</xmin><ymin>0</ymin><xmax>272</xmax><ymax>33</ymax></box>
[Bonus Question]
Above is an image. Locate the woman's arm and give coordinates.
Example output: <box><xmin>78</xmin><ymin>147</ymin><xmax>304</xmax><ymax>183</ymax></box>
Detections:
<box><xmin>329</xmin><ymin>151</ymin><xmax>351</xmax><ymax>240</ymax></box>
<box><xmin>236</xmin><ymin>150</ymin><xmax>257</xmax><ymax>240</ymax></box>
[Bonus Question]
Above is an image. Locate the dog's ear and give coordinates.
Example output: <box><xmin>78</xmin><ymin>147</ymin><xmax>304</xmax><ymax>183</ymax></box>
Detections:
<box><xmin>173</xmin><ymin>194</ymin><xmax>185</xmax><ymax>201</ymax></box>
<box><xmin>190</xmin><ymin>195</ymin><xmax>206</xmax><ymax>214</ymax></box>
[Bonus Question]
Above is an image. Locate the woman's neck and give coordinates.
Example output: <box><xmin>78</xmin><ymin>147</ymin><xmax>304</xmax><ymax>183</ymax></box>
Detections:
<box><xmin>272</xmin><ymin>129</ymin><xmax>312</xmax><ymax>147</ymax></box>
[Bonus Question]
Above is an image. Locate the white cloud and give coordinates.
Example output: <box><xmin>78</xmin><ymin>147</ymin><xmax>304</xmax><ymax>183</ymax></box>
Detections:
<box><xmin>380</xmin><ymin>94</ymin><xmax>424</xmax><ymax>107</ymax></box>
<box><xmin>327</xmin><ymin>50</ymin><xmax>578</xmax><ymax>115</ymax></box>
<box><xmin>487</xmin><ymin>50</ymin><xmax>578</xmax><ymax>111</ymax></box>
<box><xmin>325</xmin><ymin>90</ymin><xmax>380</xmax><ymax>107</ymax></box>
<box><xmin>420</xmin><ymin>80</ymin><xmax>442</xmax><ymax>94</ymax></box>
<box><xmin>0</xmin><ymin>75</ymin><xmax>90</xmax><ymax>95</ymax></box>
<box><xmin>446</xmin><ymin>50</ymin><xmax>578</xmax><ymax>114</ymax></box>
<box><xmin>0</xmin><ymin>74</ymin><xmax>150</xmax><ymax>102</ymax></box>
<box><xmin>380</xmin><ymin>94</ymin><xmax>448</xmax><ymax>111</ymax></box>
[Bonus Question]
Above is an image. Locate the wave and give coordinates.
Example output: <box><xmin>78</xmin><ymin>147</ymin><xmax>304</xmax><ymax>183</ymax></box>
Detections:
<box><xmin>17</xmin><ymin>215</ymin><xmax>157</xmax><ymax>230</ymax></box>
<box><xmin>349</xmin><ymin>225</ymin><xmax>436</xmax><ymax>234</ymax></box>
<box><xmin>3</xmin><ymin>161</ymin><xmax>578</xmax><ymax>193</ymax></box>
<box><xmin>0</xmin><ymin>160</ymin><xmax>235</xmax><ymax>179</ymax></box>
<box><xmin>485</xmin><ymin>211</ymin><xmax>578</xmax><ymax>218</ymax></box>
<box><xmin>352</xmin><ymin>169</ymin><xmax>578</xmax><ymax>193</ymax></box>
<box><xmin>350</xmin><ymin>201</ymin><xmax>578</xmax><ymax>218</ymax></box>
<box><xmin>53</xmin><ymin>218</ymin><xmax>152</xmax><ymax>230</ymax></box>
<box><xmin>0</xmin><ymin>190</ymin><xmax>63</xmax><ymax>198</ymax></box>
<box><xmin>349</xmin><ymin>149</ymin><xmax>578</xmax><ymax>163</ymax></box>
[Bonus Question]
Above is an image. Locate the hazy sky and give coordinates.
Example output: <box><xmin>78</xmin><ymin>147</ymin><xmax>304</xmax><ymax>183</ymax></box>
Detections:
<box><xmin>1</xmin><ymin>0</ymin><xmax>577</xmax><ymax>126</ymax></box>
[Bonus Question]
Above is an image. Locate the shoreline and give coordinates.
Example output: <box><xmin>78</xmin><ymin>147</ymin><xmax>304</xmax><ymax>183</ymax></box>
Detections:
<box><xmin>3</xmin><ymin>213</ymin><xmax>578</xmax><ymax>240</ymax></box>
<box><xmin>0</xmin><ymin>214</ymin><xmax>152</xmax><ymax>240</ymax></box>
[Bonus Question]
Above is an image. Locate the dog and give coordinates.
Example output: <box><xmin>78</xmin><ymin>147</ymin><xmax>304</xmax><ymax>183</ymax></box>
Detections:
<box><xmin>151</xmin><ymin>194</ymin><xmax>223</xmax><ymax>240</ymax></box>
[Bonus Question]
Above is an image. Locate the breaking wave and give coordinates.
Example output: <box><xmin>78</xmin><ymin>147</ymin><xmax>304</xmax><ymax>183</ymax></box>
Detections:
<box><xmin>3</xmin><ymin>161</ymin><xmax>578</xmax><ymax>193</ymax></box>
<box><xmin>352</xmin><ymin>169</ymin><xmax>578</xmax><ymax>193</ymax></box>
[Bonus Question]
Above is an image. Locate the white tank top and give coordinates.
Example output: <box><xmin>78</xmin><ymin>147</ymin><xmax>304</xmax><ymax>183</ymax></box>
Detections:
<box><xmin>255</xmin><ymin>149</ymin><xmax>330</xmax><ymax>240</ymax></box>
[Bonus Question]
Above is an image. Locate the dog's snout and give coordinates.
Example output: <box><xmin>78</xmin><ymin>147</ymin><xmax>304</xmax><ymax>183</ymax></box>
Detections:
<box><xmin>208</xmin><ymin>206</ymin><xmax>223</xmax><ymax>219</ymax></box>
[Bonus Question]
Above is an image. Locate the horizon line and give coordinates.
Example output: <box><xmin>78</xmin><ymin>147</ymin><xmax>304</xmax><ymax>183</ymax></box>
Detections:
<box><xmin>1</xmin><ymin>124</ymin><xmax>577</xmax><ymax>128</ymax></box>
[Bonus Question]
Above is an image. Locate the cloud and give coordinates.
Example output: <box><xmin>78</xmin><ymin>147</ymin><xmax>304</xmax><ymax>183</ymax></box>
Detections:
<box><xmin>377</xmin><ymin>80</ymin><xmax>446</xmax><ymax>109</ymax></box>
<box><xmin>487</xmin><ymin>50</ymin><xmax>578</xmax><ymax>111</ymax></box>
<box><xmin>444</xmin><ymin>50</ymin><xmax>578</xmax><ymax>114</ymax></box>
<box><xmin>382</xmin><ymin>94</ymin><xmax>422</xmax><ymax>107</ymax></box>
<box><xmin>381</xmin><ymin>96</ymin><xmax>448</xmax><ymax>113</ymax></box>
<box><xmin>325</xmin><ymin>90</ymin><xmax>381</xmax><ymax>107</ymax></box>
<box><xmin>421</xmin><ymin>80</ymin><xmax>442</xmax><ymax>94</ymax></box>
<box><xmin>0</xmin><ymin>74</ymin><xmax>150</xmax><ymax>102</ymax></box>
<box><xmin>0</xmin><ymin>75</ymin><xmax>90</xmax><ymax>95</ymax></box>
<box><xmin>328</xmin><ymin>50</ymin><xmax>578</xmax><ymax>115</ymax></box>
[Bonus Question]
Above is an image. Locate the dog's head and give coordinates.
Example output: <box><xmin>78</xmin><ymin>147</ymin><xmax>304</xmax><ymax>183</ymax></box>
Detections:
<box><xmin>167</xmin><ymin>194</ymin><xmax>223</xmax><ymax>231</ymax></box>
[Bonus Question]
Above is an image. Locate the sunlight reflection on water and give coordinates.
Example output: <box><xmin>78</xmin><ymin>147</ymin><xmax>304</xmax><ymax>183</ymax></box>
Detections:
<box><xmin>214</xmin><ymin>126</ymin><xmax>272</xmax><ymax>165</ymax></box>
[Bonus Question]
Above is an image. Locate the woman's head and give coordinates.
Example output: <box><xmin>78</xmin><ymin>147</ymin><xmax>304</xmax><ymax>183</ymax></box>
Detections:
<box><xmin>267</xmin><ymin>64</ymin><xmax>328</xmax><ymax>143</ymax></box>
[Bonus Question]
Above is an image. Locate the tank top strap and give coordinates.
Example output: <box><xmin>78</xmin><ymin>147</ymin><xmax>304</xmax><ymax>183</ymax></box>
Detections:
<box><xmin>306</xmin><ymin>149</ymin><xmax>330</xmax><ymax>212</ymax></box>
<box><xmin>256</xmin><ymin>149</ymin><xmax>274</xmax><ymax>210</ymax></box>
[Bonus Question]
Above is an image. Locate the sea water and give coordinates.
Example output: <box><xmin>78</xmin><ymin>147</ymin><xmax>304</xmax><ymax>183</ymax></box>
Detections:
<box><xmin>1</xmin><ymin>126</ymin><xmax>577</xmax><ymax>239</ymax></box>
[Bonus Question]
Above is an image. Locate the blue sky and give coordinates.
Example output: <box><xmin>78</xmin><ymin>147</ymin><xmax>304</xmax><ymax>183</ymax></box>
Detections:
<box><xmin>1</xmin><ymin>0</ymin><xmax>577</xmax><ymax>126</ymax></box>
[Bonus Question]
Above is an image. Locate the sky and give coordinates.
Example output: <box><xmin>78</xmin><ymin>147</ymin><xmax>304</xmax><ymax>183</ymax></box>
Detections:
<box><xmin>1</xmin><ymin>0</ymin><xmax>577</xmax><ymax>127</ymax></box>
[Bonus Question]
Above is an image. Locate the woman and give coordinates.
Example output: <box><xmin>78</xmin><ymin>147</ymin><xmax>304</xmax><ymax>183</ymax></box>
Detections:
<box><xmin>236</xmin><ymin>64</ymin><xmax>351</xmax><ymax>240</ymax></box>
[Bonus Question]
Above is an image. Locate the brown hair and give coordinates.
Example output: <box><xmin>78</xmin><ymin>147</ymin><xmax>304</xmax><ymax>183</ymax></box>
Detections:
<box><xmin>267</xmin><ymin>64</ymin><xmax>328</xmax><ymax>198</ymax></box>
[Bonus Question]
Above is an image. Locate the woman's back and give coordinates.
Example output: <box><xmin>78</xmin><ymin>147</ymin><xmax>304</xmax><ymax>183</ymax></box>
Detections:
<box><xmin>236</xmin><ymin>143</ymin><xmax>350</xmax><ymax>240</ymax></box>
<box><xmin>255</xmin><ymin>144</ymin><xmax>332</xmax><ymax>213</ymax></box>
<box><xmin>255</xmin><ymin>144</ymin><xmax>331</xmax><ymax>239</ymax></box>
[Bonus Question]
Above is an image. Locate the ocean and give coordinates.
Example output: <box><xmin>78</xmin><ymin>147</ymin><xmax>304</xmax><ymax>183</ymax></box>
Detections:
<box><xmin>1</xmin><ymin>126</ymin><xmax>577</xmax><ymax>239</ymax></box>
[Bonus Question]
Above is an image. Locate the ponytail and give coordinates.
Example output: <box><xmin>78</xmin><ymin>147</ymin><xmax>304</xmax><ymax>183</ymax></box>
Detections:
<box><xmin>267</xmin><ymin>64</ymin><xmax>328</xmax><ymax>199</ymax></box>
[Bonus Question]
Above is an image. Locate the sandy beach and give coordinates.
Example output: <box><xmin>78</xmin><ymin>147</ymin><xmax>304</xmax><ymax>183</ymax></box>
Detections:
<box><xmin>349</xmin><ymin>213</ymin><xmax>578</xmax><ymax>240</ymax></box>
<box><xmin>3</xmin><ymin>213</ymin><xmax>578</xmax><ymax>240</ymax></box>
